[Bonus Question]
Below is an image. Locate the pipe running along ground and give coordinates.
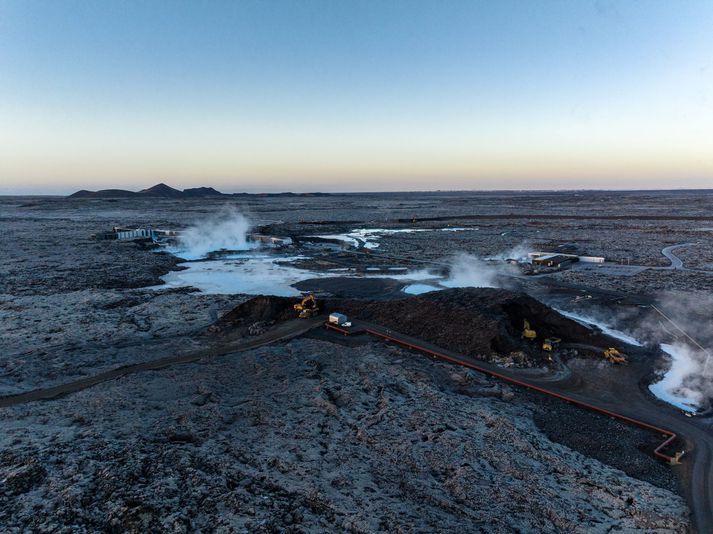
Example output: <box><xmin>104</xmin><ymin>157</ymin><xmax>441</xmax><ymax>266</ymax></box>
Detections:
<box><xmin>325</xmin><ymin>322</ymin><xmax>681</xmax><ymax>464</ymax></box>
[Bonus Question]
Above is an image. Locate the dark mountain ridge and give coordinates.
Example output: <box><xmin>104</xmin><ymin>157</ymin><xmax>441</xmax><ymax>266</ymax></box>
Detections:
<box><xmin>67</xmin><ymin>183</ymin><xmax>331</xmax><ymax>199</ymax></box>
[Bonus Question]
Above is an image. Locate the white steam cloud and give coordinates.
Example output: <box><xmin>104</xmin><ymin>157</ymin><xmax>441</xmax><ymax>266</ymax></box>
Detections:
<box><xmin>639</xmin><ymin>291</ymin><xmax>713</xmax><ymax>412</ymax></box>
<box><xmin>650</xmin><ymin>343</ymin><xmax>713</xmax><ymax>412</ymax></box>
<box><xmin>552</xmin><ymin>292</ymin><xmax>713</xmax><ymax>412</ymax></box>
<box><xmin>442</xmin><ymin>253</ymin><xmax>500</xmax><ymax>288</ymax></box>
<box><xmin>486</xmin><ymin>241</ymin><xmax>532</xmax><ymax>262</ymax></box>
<box><xmin>175</xmin><ymin>207</ymin><xmax>256</xmax><ymax>260</ymax></box>
<box><xmin>537</xmin><ymin>285</ymin><xmax>713</xmax><ymax>412</ymax></box>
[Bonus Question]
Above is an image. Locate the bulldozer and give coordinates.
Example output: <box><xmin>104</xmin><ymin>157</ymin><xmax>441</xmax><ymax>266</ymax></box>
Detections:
<box><xmin>522</xmin><ymin>319</ymin><xmax>537</xmax><ymax>340</ymax></box>
<box><xmin>294</xmin><ymin>294</ymin><xmax>319</xmax><ymax>319</ymax></box>
<box><xmin>603</xmin><ymin>347</ymin><xmax>626</xmax><ymax>364</ymax></box>
<box><xmin>542</xmin><ymin>337</ymin><xmax>561</xmax><ymax>352</ymax></box>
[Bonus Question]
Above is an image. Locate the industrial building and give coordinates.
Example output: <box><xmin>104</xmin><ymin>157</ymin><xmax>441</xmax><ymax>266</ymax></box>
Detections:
<box><xmin>95</xmin><ymin>227</ymin><xmax>292</xmax><ymax>248</ymax></box>
<box><xmin>528</xmin><ymin>252</ymin><xmax>605</xmax><ymax>265</ymax></box>
<box><xmin>247</xmin><ymin>233</ymin><xmax>293</xmax><ymax>247</ymax></box>
<box><xmin>94</xmin><ymin>226</ymin><xmax>181</xmax><ymax>243</ymax></box>
<box><xmin>115</xmin><ymin>227</ymin><xmax>152</xmax><ymax>240</ymax></box>
<box><xmin>531</xmin><ymin>254</ymin><xmax>578</xmax><ymax>268</ymax></box>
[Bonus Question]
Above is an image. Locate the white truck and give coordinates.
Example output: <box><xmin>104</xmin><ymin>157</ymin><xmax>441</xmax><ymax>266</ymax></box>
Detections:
<box><xmin>328</xmin><ymin>313</ymin><xmax>349</xmax><ymax>327</ymax></box>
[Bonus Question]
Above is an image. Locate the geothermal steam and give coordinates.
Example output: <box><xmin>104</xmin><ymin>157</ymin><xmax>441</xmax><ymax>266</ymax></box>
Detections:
<box><xmin>645</xmin><ymin>292</ymin><xmax>713</xmax><ymax>411</ymax></box>
<box><xmin>442</xmin><ymin>253</ymin><xmax>500</xmax><ymax>288</ymax></box>
<box><xmin>486</xmin><ymin>241</ymin><xmax>532</xmax><ymax>262</ymax></box>
<box><xmin>176</xmin><ymin>208</ymin><xmax>255</xmax><ymax>259</ymax></box>
<box><xmin>650</xmin><ymin>343</ymin><xmax>712</xmax><ymax>412</ymax></box>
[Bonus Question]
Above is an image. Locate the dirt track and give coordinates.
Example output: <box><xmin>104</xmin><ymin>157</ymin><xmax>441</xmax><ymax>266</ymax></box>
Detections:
<box><xmin>0</xmin><ymin>318</ymin><xmax>323</xmax><ymax>408</ymax></box>
<box><xmin>0</xmin><ymin>314</ymin><xmax>697</xmax><ymax>531</ymax></box>
<box><xmin>325</xmin><ymin>319</ymin><xmax>713</xmax><ymax>533</ymax></box>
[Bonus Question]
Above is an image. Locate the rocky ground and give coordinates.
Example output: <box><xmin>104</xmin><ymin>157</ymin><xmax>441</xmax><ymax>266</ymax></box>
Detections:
<box><xmin>2</xmin><ymin>191</ymin><xmax>711</xmax><ymax>531</ymax></box>
<box><xmin>0</xmin><ymin>338</ymin><xmax>689</xmax><ymax>533</ymax></box>
<box><xmin>552</xmin><ymin>268</ymin><xmax>713</xmax><ymax>294</ymax></box>
<box><xmin>0</xmin><ymin>287</ymin><xmax>245</xmax><ymax>395</ymax></box>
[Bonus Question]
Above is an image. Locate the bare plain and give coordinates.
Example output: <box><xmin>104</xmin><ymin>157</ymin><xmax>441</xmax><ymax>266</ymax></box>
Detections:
<box><xmin>1</xmin><ymin>190</ymin><xmax>713</xmax><ymax>533</ymax></box>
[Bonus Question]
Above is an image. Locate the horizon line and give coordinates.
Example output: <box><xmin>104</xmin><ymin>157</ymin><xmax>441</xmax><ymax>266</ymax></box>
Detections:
<box><xmin>3</xmin><ymin>186</ymin><xmax>713</xmax><ymax>197</ymax></box>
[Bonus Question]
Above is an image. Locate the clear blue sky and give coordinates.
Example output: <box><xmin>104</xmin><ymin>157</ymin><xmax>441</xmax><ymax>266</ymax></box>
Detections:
<box><xmin>1</xmin><ymin>0</ymin><xmax>711</xmax><ymax>193</ymax></box>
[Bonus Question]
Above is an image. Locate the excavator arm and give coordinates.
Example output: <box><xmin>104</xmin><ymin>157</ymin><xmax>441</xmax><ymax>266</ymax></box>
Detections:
<box><xmin>294</xmin><ymin>294</ymin><xmax>319</xmax><ymax>318</ymax></box>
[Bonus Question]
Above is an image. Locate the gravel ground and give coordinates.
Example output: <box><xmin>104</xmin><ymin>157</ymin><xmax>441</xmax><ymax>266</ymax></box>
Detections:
<box><xmin>0</xmin><ymin>338</ymin><xmax>689</xmax><ymax>533</ymax></box>
<box><xmin>2</xmin><ymin>191</ymin><xmax>710</xmax><ymax>531</ymax></box>
<box><xmin>551</xmin><ymin>269</ymin><xmax>713</xmax><ymax>294</ymax></box>
<box><xmin>527</xmin><ymin>390</ymin><xmax>680</xmax><ymax>492</ymax></box>
<box><xmin>0</xmin><ymin>288</ymin><xmax>245</xmax><ymax>395</ymax></box>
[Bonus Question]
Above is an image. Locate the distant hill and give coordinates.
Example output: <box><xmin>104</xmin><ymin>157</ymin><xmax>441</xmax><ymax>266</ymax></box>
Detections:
<box><xmin>68</xmin><ymin>188</ymin><xmax>138</xmax><ymax>199</ymax></box>
<box><xmin>183</xmin><ymin>186</ymin><xmax>224</xmax><ymax>197</ymax></box>
<box><xmin>67</xmin><ymin>183</ymin><xmax>226</xmax><ymax>199</ymax></box>
<box><xmin>138</xmin><ymin>183</ymin><xmax>184</xmax><ymax>197</ymax></box>
<box><xmin>67</xmin><ymin>183</ymin><xmax>333</xmax><ymax>199</ymax></box>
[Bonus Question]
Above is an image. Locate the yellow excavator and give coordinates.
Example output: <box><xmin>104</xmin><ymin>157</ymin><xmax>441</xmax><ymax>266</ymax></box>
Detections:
<box><xmin>542</xmin><ymin>337</ymin><xmax>561</xmax><ymax>352</ymax></box>
<box><xmin>603</xmin><ymin>347</ymin><xmax>626</xmax><ymax>364</ymax></box>
<box><xmin>522</xmin><ymin>319</ymin><xmax>537</xmax><ymax>340</ymax></box>
<box><xmin>294</xmin><ymin>294</ymin><xmax>319</xmax><ymax>318</ymax></box>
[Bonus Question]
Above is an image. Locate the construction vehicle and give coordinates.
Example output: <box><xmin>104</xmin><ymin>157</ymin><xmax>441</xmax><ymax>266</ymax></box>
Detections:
<box><xmin>669</xmin><ymin>451</ymin><xmax>685</xmax><ymax>465</ymax></box>
<box><xmin>328</xmin><ymin>312</ymin><xmax>348</xmax><ymax>326</ymax></box>
<box><xmin>603</xmin><ymin>347</ymin><xmax>626</xmax><ymax>364</ymax></box>
<box><xmin>522</xmin><ymin>319</ymin><xmax>537</xmax><ymax>340</ymax></box>
<box><xmin>294</xmin><ymin>294</ymin><xmax>319</xmax><ymax>318</ymax></box>
<box><xmin>542</xmin><ymin>337</ymin><xmax>561</xmax><ymax>352</ymax></box>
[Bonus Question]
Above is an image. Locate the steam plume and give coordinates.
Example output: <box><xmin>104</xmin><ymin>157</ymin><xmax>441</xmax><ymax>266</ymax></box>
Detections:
<box><xmin>175</xmin><ymin>207</ymin><xmax>255</xmax><ymax>260</ymax></box>
<box><xmin>645</xmin><ymin>291</ymin><xmax>713</xmax><ymax>411</ymax></box>
<box><xmin>442</xmin><ymin>253</ymin><xmax>500</xmax><ymax>288</ymax></box>
<box><xmin>486</xmin><ymin>241</ymin><xmax>532</xmax><ymax>262</ymax></box>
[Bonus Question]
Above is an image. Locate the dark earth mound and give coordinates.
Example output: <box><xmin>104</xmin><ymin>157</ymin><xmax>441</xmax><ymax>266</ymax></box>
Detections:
<box><xmin>294</xmin><ymin>277</ymin><xmax>407</xmax><ymax>299</ymax></box>
<box><xmin>216</xmin><ymin>295</ymin><xmax>297</xmax><ymax>328</ymax></box>
<box><xmin>215</xmin><ymin>288</ymin><xmax>621</xmax><ymax>366</ymax></box>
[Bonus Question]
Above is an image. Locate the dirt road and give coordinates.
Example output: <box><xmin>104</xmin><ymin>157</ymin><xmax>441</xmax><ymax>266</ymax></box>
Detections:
<box><xmin>329</xmin><ymin>320</ymin><xmax>713</xmax><ymax>533</ymax></box>
<box><xmin>0</xmin><ymin>317</ymin><xmax>323</xmax><ymax>408</ymax></box>
<box><xmin>662</xmin><ymin>244</ymin><xmax>691</xmax><ymax>270</ymax></box>
<box><xmin>3</xmin><ymin>313</ymin><xmax>709</xmax><ymax>530</ymax></box>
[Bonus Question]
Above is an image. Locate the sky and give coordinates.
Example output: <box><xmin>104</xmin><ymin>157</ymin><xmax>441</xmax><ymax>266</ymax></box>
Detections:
<box><xmin>0</xmin><ymin>1</ymin><xmax>712</xmax><ymax>194</ymax></box>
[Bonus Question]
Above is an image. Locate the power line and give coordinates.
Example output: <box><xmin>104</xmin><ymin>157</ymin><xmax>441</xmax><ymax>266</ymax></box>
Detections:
<box><xmin>650</xmin><ymin>304</ymin><xmax>712</xmax><ymax>377</ymax></box>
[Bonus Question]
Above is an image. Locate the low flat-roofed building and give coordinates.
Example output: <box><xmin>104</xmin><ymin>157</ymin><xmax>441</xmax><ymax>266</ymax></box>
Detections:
<box><xmin>528</xmin><ymin>251</ymin><xmax>604</xmax><ymax>265</ymax></box>
<box><xmin>578</xmin><ymin>256</ymin><xmax>605</xmax><ymax>263</ymax></box>
<box><xmin>532</xmin><ymin>254</ymin><xmax>578</xmax><ymax>268</ymax></box>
